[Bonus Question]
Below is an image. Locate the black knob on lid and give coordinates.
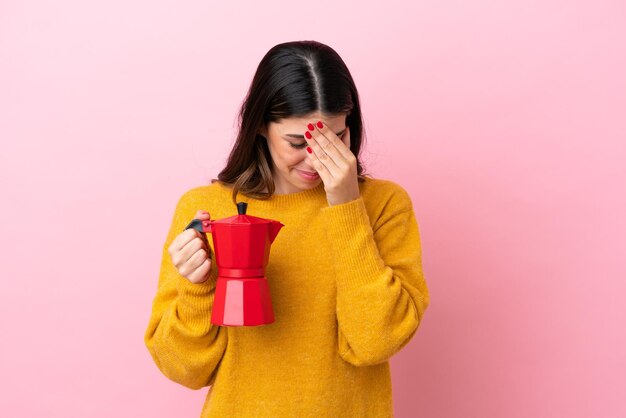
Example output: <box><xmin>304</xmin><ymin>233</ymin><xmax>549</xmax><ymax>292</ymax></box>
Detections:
<box><xmin>237</xmin><ymin>202</ymin><xmax>248</xmax><ymax>215</ymax></box>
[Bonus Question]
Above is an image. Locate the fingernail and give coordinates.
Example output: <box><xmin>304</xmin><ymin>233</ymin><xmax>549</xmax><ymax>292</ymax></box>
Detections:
<box><xmin>307</xmin><ymin>123</ymin><xmax>315</xmax><ymax>131</ymax></box>
<box><xmin>316</xmin><ymin>121</ymin><xmax>323</xmax><ymax>128</ymax></box>
<box><xmin>306</xmin><ymin>146</ymin><xmax>313</xmax><ymax>154</ymax></box>
<box><xmin>305</xmin><ymin>131</ymin><xmax>312</xmax><ymax>139</ymax></box>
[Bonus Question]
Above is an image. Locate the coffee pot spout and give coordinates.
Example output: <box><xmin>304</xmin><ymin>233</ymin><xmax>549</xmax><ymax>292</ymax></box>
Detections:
<box><xmin>268</xmin><ymin>220</ymin><xmax>284</xmax><ymax>243</ymax></box>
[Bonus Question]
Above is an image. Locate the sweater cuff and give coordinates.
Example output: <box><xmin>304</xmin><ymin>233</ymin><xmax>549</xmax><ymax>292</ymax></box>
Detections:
<box><xmin>175</xmin><ymin>266</ymin><xmax>219</xmax><ymax>326</ymax></box>
<box><xmin>320</xmin><ymin>197</ymin><xmax>387</xmax><ymax>289</ymax></box>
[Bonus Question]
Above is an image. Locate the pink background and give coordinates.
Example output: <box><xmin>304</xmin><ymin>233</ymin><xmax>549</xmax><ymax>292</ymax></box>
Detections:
<box><xmin>1</xmin><ymin>1</ymin><xmax>625</xmax><ymax>417</ymax></box>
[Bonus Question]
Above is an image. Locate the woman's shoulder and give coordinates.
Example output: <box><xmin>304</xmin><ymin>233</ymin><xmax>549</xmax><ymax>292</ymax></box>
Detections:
<box><xmin>361</xmin><ymin>177</ymin><xmax>410</xmax><ymax>199</ymax></box>
<box><xmin>361</xmin><ymin>176</ymin><xmax>414</xmax><ymax>209</ymax></box>
<box><xmin>361</xmin><ymin>175</ymin><xmax>405</xmax><ymax>191</ymax></box>
<box><xmin>173</xmin><ymin>181</ymin><xmax>232</xmax><ymax>212</ymax></box>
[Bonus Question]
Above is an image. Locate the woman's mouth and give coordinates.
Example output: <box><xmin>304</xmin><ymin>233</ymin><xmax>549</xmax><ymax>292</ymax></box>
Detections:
<box><xmin>296</xmin><ymin>169</ymin><xmax>320</xmax><ymax>180</ymax></box>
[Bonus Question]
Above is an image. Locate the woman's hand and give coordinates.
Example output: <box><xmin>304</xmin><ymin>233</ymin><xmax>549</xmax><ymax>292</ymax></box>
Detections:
<box><xmin>304</xmin><ymin>120</ymin><xmax>360</xmax><ymax>206</ymax></box>
<box><xmin>168</xmin><ymin>210</ymin><xmax>213</xmax><ymax>284</ymax></box>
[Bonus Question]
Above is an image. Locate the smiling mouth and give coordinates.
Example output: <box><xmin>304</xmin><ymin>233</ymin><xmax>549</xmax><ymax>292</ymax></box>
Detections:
<box><xmin>297</xmin><ymin>169</ymin><xmax>318</xmax><ymax>175</ymax></box>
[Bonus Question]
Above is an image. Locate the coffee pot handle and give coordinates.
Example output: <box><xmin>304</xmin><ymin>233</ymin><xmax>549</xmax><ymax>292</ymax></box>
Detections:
<box><xmin>184</xmin><ymin>218</ymin><xmax>213</xmax><ymax>234</ymax></box>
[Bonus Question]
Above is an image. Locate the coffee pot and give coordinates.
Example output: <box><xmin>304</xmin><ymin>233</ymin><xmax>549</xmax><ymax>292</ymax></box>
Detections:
<box><xmin>184</xmin><ymin>202</ymin><xmax>284</xmax><ymax>326</ymax></box>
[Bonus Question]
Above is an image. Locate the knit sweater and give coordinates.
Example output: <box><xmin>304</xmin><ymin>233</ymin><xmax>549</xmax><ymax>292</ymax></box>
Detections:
<box><xmin>144</xmin><ymin>176</ymin><xmax>430</xmax><ymax>417</ymax></box>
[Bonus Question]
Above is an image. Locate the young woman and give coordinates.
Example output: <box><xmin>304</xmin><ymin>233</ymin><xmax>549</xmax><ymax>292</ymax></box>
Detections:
<box><xmin>144</xmin><ymin>40</ymin><xmax>430</xmax><ymax>417</ymax></box>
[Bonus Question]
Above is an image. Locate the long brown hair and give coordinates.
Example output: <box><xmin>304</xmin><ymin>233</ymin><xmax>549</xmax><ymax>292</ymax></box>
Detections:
<box><xmin>211</xmin><ymin>40</ymin><xmax>370</xmax><ymax>204</ymax></box>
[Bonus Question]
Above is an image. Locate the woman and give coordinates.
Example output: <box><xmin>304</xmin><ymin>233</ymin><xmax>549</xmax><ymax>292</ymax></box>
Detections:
<box><xmin>144</xmin><ymin>40</ymin><xmax>430</xmax><ymax>417</ymax></box>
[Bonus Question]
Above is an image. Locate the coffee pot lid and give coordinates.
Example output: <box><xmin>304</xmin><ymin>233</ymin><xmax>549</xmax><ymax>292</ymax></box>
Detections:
<box><xmin>212</xmin><ymin>202</ymin><xmax>274</xmax><ymax>225</ymax></box>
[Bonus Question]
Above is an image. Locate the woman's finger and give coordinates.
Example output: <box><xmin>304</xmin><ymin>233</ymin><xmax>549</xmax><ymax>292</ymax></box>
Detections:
<box><xmin>304</xmin><ymin>124</ymin><xmax>341</xmax><ymax>174</ymax></box>
<box><xmin>313</xmin><ymin>120</ymin><xmax>353</xmax><ymax>161</ymax></box>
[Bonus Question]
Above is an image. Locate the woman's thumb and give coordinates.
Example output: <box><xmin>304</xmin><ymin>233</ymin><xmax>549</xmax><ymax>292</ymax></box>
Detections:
<box><xmin>192</xmin><ymin>210</ymin><xmax>211</xmax><ymax>247</ymax></box>
<box><xmin>195</xmin><ymin>209</ymin><xmax>211</xmax><ymax>219</ymax></box>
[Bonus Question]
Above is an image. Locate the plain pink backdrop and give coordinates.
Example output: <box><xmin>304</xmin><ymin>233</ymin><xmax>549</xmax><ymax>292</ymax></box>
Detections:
<box><xmin>1</xmin><ymin>0</ymin><xmax>625</xmax><ymax>417</ymax></box>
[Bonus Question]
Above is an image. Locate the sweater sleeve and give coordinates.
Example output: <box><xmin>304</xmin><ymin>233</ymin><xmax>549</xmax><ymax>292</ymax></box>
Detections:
<box><xmin>144</xmin><ymin>189</ymin><xmax>228</xmax><ymax>389</ymax></box>
<box><xmin>320</xmin><ymin>184</ymin><xmax>430</xmax><ymax>367</ymax></box>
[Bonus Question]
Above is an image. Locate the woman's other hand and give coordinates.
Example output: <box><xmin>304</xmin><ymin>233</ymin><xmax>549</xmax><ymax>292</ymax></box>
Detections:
<box><xmin>304</xmin><ymin>120</ymin><xmax>360</xmax><ymax>206</ymax></box>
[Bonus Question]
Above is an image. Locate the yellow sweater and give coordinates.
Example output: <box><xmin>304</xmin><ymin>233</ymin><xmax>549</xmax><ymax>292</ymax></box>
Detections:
<box><xmin>144</xmin><ymin>176</ymin><xmax>430</xmax><ymax>417</ymax></box>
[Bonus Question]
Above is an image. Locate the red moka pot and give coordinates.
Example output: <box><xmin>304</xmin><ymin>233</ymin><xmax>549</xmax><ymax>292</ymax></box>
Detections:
<box><xmin>185</xmin><ymin>202</ymin><xmax>284</xmax><ymax>326</ymax></box>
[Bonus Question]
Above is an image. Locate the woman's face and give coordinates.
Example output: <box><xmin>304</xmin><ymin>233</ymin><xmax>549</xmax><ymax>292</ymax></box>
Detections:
<box><xmin>259</xmin><ymin>112</ymin><xmax>348</xmax><ymax>195</ymax></box>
